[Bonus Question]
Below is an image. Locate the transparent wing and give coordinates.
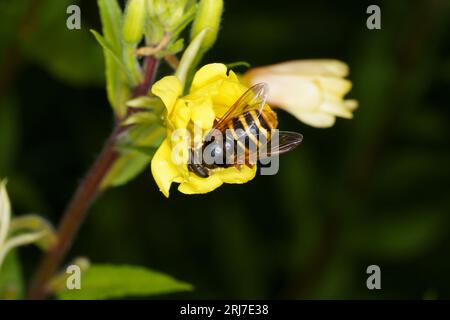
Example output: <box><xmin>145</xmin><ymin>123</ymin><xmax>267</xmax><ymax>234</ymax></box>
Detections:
<box><xmin>269</xmin><ymin>131</ymin><xmax>304</xmax><ymax>156</ymax></box>
<box><xmin>236</xmin><ymin>131</ymin><xmax>303</xmax><ymax>164</ymax></box>
<box><xmin>212</xmin><ymin>83</ymin><xmax>269</xmax><ymax>133</ymax></box>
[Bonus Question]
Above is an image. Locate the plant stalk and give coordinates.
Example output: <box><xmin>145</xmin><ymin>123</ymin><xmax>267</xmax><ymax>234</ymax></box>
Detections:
<box><xmin>27</xmin><ymin>56</ymin><xmax>159</xmax><ymax>300</ymax></box>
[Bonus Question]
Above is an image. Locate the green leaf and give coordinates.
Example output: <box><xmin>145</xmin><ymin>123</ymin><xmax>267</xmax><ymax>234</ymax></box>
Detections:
<box><xmin>122</xmin><ymin>44</ymin><xmax>142</xmax><ymax>86</ymax></box>
<box><xmin>9</xmin><ymin>214</ymin><xmax>57</xmax><ymax>250</ymax></box>
<box><xmin>57</xmin><ymin>264</ymin><xmax>193</xmax><ymax>300</ymax></box>
<box><xmin>97</xmin><ymin>0</ymin><xmax>131</xmax><ymax>116</ymax></box>
<box><xmin>102</xmin><ymin>121</ymin><xmax>165</xmax><ymax>189</ymax></box>
<box><xmin>0</xmin><ymin>250</ymin><xmax>24</xmax><ymax>300</ymax></box>
<box><xmin>101</xmin><ymin>151</ymin><xmax>151</xmax><ymax>189</ymax></box>
<box><xmin>97</xmin><ymin>0</ymin><xmax>122</xmax><ymax>53</ymax></box>
<box><xmin>123</xmin><ymin>112</ymin><xmax>158</xmax><ymax>126</ymax></box>
<box><xmin>126</xmin><ymin>96</ymin><xmax>162</xmax><ymax>109</ymax></box>
<box><xmin>90</xmin><ymin>29</ymin><xmax>130</xmax><ymax>80</ymax></box>
<box><xmin>117</xmin><ymin>123</ymin><xmax>166</xmax><ymax>149</ymax></box>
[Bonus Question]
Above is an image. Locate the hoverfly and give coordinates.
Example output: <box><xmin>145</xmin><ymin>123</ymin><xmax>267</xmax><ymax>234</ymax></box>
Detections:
<box><xmin>188</xmin><ymin>83</ymin><xmax>303</xmax><ymax>178</ymax></box>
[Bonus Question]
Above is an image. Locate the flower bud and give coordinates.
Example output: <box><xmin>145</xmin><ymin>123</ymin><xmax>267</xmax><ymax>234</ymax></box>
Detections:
<box><xmin>122</xmin><ymin>0</ymin><xmax>147</xmax><ymax>45</ymax></box>
<box><xmin>190</xmin><ymin>0</ymin><xmax>223</xmax><ymax>53</ymax></box>
<box><xmin>147</xmin><ymin>0</ymin><xmax>194</xmax><ymax>37</ymax></box>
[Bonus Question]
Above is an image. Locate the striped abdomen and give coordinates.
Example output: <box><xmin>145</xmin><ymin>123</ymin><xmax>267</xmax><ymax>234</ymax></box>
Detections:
<box><xmin>224</xmin><ymin>107</ymin><xmax>278</xmax><ymax>166</ymax></box>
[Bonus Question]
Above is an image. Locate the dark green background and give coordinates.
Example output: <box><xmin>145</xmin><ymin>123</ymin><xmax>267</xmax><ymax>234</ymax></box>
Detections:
<box><xmin>1</xmin><ymin>0</ymin><xmax>449</xmax><ymax>299</ymax></box>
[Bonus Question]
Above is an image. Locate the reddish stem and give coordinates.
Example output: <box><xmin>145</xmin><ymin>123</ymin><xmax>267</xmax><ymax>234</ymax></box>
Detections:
<box><xmin>132</xmin><ymin>56</ymin><xmax>159</xmax><ymax>98</ymax></box>
<box><xmin>27</xmin><ymin>56</ymin><xmax>159</xmax><ymax>299</ymax></box>
<box><xmin>27</xmin><ymin>125</ymin><xmax>120</xmax><ymax>299</ymax></box>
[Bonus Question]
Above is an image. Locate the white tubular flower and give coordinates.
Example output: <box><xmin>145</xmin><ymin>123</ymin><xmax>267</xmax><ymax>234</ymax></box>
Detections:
<box><xmin>242</xmin><ymin>60</ymin><xmax>358</xmax><ymax>128</ymax></box>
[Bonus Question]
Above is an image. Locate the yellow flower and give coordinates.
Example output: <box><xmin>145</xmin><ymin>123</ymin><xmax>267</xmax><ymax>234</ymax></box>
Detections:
<box><xmin>242</xmin><ymin>60</ymin><xmax>358</xmax><ymax>128</ymax></box>
<box><xmin>151</xmin><ymin>63</ymin><xmax>258</xmax><ymax>197</ymax></box>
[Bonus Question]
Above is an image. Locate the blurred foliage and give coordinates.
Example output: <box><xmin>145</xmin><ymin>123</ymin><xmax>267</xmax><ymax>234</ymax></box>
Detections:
<box><xmin>0</xmin><ymin>0</ymin><xmax>449</xmax><ymax>299</ymax></box>
<box><xmin>0</xmin><ymin>251</ymin><xmax>24</xmax><ymax>299</ymax></box>
<box><xmin>0</xmin><ymin>0</ymin><xmax>104</xmax><ymax>86</ymax></box>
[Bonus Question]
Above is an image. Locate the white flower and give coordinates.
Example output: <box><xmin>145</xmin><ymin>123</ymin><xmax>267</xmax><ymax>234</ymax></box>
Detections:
<box><xmin>242</xmin><ymin>60</ymin><xmax>358</xmax><ymax>128</ymax></box>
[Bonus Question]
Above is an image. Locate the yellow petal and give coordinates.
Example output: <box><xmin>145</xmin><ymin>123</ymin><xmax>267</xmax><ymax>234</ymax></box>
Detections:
<box><xmin>151</xmin><ymin>139</ymin><xmax>182</xmax><ymax>197</ymax></box>
<box><xmin>178</xmin><ymin>175</ymin><xmax>223</xmax><ymax>194</ymax></box>
<box><xmin>178</xmin><ymin>165</ymin><xmax>257</xmax><ymax>195</ymax></box>
<box><xmin>227</xmin><ymin>70</ymin><xmax>241</xmax><ymax>83</ymax></box>
<box><xmin>189</xmin><ymin>98</ymin><xmax>216</xmax><ymax>130</ymax></box>
<box><xmin>212</xmin><ymin>79</ymin><xmax>250</xmax><ymax>116</ymax></box>
<box><xmin>214</xmin><ymin>165</ymin><xmax>257</xmax><ymax>184</ymax></box>
<box><xmin>171</xmin><ymin>99</ymin><xmax>191</xmax><ymax>129</ymax></box>
<box><xmin>190</xmin><ymin>63</ymin><xmax>228</xmax><ymax>92</ymax></box>
<box><xmin>151</xmin><ymin>76</ymin><xmax>182</xmax><ymax>114</ymax></box>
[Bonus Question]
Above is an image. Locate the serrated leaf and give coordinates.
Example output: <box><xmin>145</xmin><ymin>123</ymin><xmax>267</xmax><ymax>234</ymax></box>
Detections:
<box><xmin>57</xmin><ymin>264</ymin><xmax>193</xmax><ymax>300</ymax></box>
